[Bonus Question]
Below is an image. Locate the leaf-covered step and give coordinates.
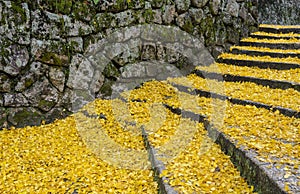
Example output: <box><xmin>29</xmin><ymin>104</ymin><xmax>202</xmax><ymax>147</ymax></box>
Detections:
<box><xmin>167</xmin><ymin>80</ymin><xmax>300</xmax><ymax>118</ymax></box>
<box><xmin>193</xmin><ymin>69</ymin><xmax>300</xmax><ymax>92</ymax></box>
<box><xmin>218</xmin><ymin>58</ymin><xmax>300</xmax><ymax>70</ymax></box>
<box><xmin>154</xmin><ymin>120</ymin><xmax>255</xmax><ymax>194</ymax></box>
<box><xmin>250</xmin><ymin>31</ymin><xmax>300</xmax><ymax>40</ymax></box>
<box><xmin>239</xmin><ymin>37</ymin><xmax>300</xmax><ymax>50</ymax></box>
<box><xmin>197</xmin><ymin>63</ymin><xmax>300</xmax><ymax>84</ymax></box>
<box><xmin>217</xmin><ymin>53</ymin><xmax>300</xmax><ymax>70</ymax></box>
<box><xmin>230</xmin><ymin>46</ymin><xmax>300</xmax><ymax>58</ymax></box>
<box><xmin>187</xmin><ymin>74</ymin><xmax>300</xmax><ymax>112</ymax></box>
<box><xmin>258</xmin><ymin>24</ymin><xmax>300</xmax><ymax>34</ymax></box>
<box><xmin>240</xmin><ymin>41</ymin><xmax>300</xmax><ymax>50</ymax></box>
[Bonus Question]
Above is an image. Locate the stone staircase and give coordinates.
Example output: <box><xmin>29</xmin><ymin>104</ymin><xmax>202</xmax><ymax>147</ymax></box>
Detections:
<box><xmin>148</xmin><ymin>24</ymin><xmax>300</xmax><ymax>193</ymax></box>
<box><xmin>0</xmin><ymin>24</ymin><xmax>299</xmax><ymax>193</ymax></box>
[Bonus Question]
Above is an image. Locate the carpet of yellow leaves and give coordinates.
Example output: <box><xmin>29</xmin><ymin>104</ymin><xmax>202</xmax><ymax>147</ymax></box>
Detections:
<box><xmin>0</xmin><ymin>115</ymin><xmax>157</xmax><ymax>193</ymax></box>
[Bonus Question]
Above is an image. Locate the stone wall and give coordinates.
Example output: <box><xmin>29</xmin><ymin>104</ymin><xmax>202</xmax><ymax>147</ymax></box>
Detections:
<box><xmin>258</xmin><ymin>0</ymin><xmax>300</xmax><ymax>25</ymax></box>
<box><xmin>0</xmin><ymin>0</ymin><xmax>258</xmax><ymax>129</ymax></box>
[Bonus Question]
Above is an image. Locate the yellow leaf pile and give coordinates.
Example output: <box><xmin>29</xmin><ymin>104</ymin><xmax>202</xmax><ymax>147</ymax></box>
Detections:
<box><xmin>196</xmin><ymin>63</ymin><xmax>300</xmax><ymax>83</ymax></box>
<box><xmin>80</xmin><ymin>99</ymin><xmax>146</xmax><ymax>150</ymax></box>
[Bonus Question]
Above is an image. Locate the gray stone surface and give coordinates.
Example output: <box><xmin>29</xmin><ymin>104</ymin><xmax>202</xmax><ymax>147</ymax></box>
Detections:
<box><xmin>226</xmin><ymin>0</ymin><xmax>240</xmax><ymax>17</ymax></box>
<box><xmin>7</xmin><ymin>107</ymin><xmax>43</xmax><ymax>127</ymax></box>
<box><xmin>24</xmin><ymin>78</ymin><xmax>59</xmax><ymax>112</ymax></box>
<box><xmin>175</xmin><ymin>0</ymin><xmax>191</xmax><ymax>13</ymax></box>
<box><xmin>162</xmin><ymin>5</ymin><xmax>177</xmax><ymax>24</ymax></box>
<box><xmin>0</xmin><ymin>73</ymin><xmax>12</xmax><ymax>92</ymax></box>
<box><xmin>30</xmin><ymin>39</ymin><xmax>69</xmax><ymax>66</ymax></box>
<box><xmin>0</xmin><ymin>107</ymin><xmax>7</xmax><ymax>129</ymax></box>
<box><xmin>259</xmin><ymin>0</ymin><xmax>300</xmax><ymax>25</ymax></box>
<box><xmin>0</xmin><ymin>2</ymin><xmax>30</xmax><ymax>45</ymax></box>
<box><xmin>48</xmin><ymin>67</ymin><xmax>66</xmax><ymax>92</ymax></box>
<box><xmin>210</xmin><ymin>0</ymin><xmax>221</xmax><ymax>15</ymax></box>
<box><xmin>1</xmin><ymin>45</ymin><xmax>29</xmax><ymax>76</ymax></box>
<box><xmin>15</xmin><ymin>72</ymin><xmax>36</xmax><ymax>92</ymax></box>
<box><xmin>189</xmin><ymin>8</ymin><xmax>204</xmax><ymax>24</ymax></box>
<box><xmin>112</xmin><ymin>61</ymin><xmax>183</xmax><ymax>95</ymax></box>
<box><xmin>4</xmin><ymin>93</ymin><xmax>29</xmax><ymax>107</ymax></box>
<box><xmin>67</xmin><ymin>54</ymin><xmax>95</xmax><ymax>90</ymax></box>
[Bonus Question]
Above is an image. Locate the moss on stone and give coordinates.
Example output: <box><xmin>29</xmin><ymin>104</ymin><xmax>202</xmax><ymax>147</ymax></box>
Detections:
<box><xmin>10</xmin><ymin>2</ymin><xmax>27</xmax><ymax>24</ymax></box>
<box><xmin>46</xmin><ymin>0</ymin><xmax>73</xmax><ymax>14</ymax></box>
<box><xmin>72</xmin><ymin>1</ymin><xmax>96</xmax><ymax>22</ymax></box>
<box><xmin>38</xmin><ymin>99</ymin><xmax>56</xmax><ymax>110</ymax></box>
<box><xmin>92</xmin><ymin>12</ymin><xmax>115</xmax><ymax>32</ymax></box>
<box><xmin>40</xmin><ymin>52</ymin><xmax>63</xmax><ymax>66</ymax></box>
<box><xmin>103</xmin><ymin>63</ymin><xmax>120</xmax><ymax>78</ymax></box>
<box><xmin>112</xmin><ymin>0</ymin><xmax>127</xmax><ymax>12</ymax></box>
<box><xmin>182</xmin><ymin>18</ymin><xmax>194</xmax><ymax>33</ymax></box>
<box><xmin>24</xmin><ymin>78</ymin><xmax>34</xmax><ymax>88</ymax></box>
<box><xmin>10</xmin><ymin>108</ymin><xmax>42</xmax><ymax>127</ymax></box>
<box><xmin>99</xmin><ymin>80</ymin><xmax>114</xmax><ymax>97</ymax></box>
<box><xmin>142</xmin><ymin>9</ymin><xmax>155</xmax><ymax>23</ymax></box>
<box><xmin>127</xmin><ymin>0</ymin><xmax>145</xmax><ymax>9</ymax></box>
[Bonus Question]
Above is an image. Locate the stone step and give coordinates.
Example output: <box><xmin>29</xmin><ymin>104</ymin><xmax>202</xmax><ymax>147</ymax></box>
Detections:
<box><xmin>250</xmin><ymin>34</ymin><xmax>300</xmax><ymax>40</ymax></box>
<box><xmin>239</xmin><ymin>41</ymin><xmax>300</xmax><ymax>50</ymax></box>
<box><xmin>258</xmin><ymin>25</ymin><xmax>300</xmax><ymax>34</ymax></box>
<box><xmin>174</xmin><ymin>74</ymin><xmax>300</xmax><ymax>112</ymax></box>
<box><xmin>193</xmin><ymin>69</ymin><xmax>300</xmax><ymax>93</ymax></box>
<box><xmin>217</xmin><ymin>58</ymin><xmax>300</xmax><ymax>70</ymax></box>
<box><xmin>231</xmin><ymin>47</ymin><xmax>300</xmax><ymax>58</ymax></box>
<box><xmin>168</xmin><ymin>83</ymin><xmax>300</xmax><ymax>119</ymax></box>
<box><xmin>196</xmin><ymin>63</ymin><xmax>300</xmax><ymax>84</ymax></box>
